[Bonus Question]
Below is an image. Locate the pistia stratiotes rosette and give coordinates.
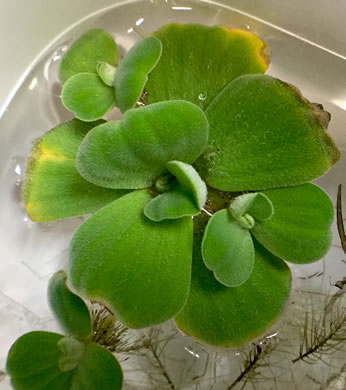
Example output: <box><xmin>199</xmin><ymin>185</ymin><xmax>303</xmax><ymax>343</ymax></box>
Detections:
<box><xmin>6</xmin><ymin>271</ymin><xmax>123</xmax><ymax>390</ymax></box>
<box><xmin>20</xmin><ymin>24</ymin><xmax>340</xmax><ymax>350</ymax></box>
<box><xmin>60</xmin><ymin>29</ymin><xmax>162</xmax><ymax>120</ymax></box>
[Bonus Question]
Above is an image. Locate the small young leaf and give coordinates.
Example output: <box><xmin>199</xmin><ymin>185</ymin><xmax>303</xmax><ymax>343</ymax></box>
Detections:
<box><xmin>175</xmin><ymin>237</ymin><xmax>291</xmax><ymax>347</ymax></box>
<box><xmin>6</xmin><ymin>331</ymin><xmax>73</xmax><ymax>390</ymax></box>
<box><xmin>251</xmin><ymin>183</ymin><xmax>334</xmax><ymax>263</ymax></box>
<box><xmin>146</xmin><ymin>24</ymin><xmax>269</xmax><ymax>110</ymax></box>
<box><xmin>77</xmin><ymin>101</ymin><xmax>209</xmax><ymax>189</ymax></box>
<box><xmin>61</xmin><ymin>73</ymin><xmax>115</xmax><ymax>121</ymax></box>
<box><xmin>71</xmin><ymin>343</ymin><xmax>123</xmax><ymax>390</ymax></box>
<box><xmin>144</xmin><ymin>161</ymin><xmax>207</xmax><ymax>221</ymax></box>
<box><xmin>60</xmin><ymin>29</ymin><xmax>118</xmax><ymax>83</ymax></box>
<box><xmin>114</xmin><ymin>37</ymin><xmax>162</xmax><ymax>112</ymax></box>
<box><xmin>144</xmin><ymin>185</ymin><xmax>199</xmax><ymax>221</ymax></box>
<box><xmin>96</xmin><ymin>61</ymin><xmax>117</xmax><ymax>87</ymax></box>
<box><xmin>202</xmin><ymin>210</ymin><xmax>255</xmax><ymax>287</ymax></box>
<box><xmin>23</xmin><ymin>119</ymin><xmax>127</xmax><ymax>222</ymax></box>
<box><xmin>197</xmin><ymin>74</ymin><xmax>340</xmax><ymax>191</ymax></box>
<box><xmin>57</xmin><ymin>337</ymin><xmax>85</xmax><ymax>372</ymax></box>
<box><xmin>70</xmin><ymin>190</ymin><xmax>193</xmax><ymax>328</ymax></box>
<box><xmin>6</xmin><ymin>332</ymin><xmax>123</xmax><ymax>390</ymax></box>
<box><xmin>48</xmin><ymin>271</ymin><xmax>92</xmax><ymax>340</ymax></box>
<box><xmin>230</xmin><ymin>192</ymin><xmax>274</xmax><ymax>222</ymax></box>
<box><xmin>166</xmin><ymin>161</ymin><xmax>207</xmax><ymax>210</ymax></box>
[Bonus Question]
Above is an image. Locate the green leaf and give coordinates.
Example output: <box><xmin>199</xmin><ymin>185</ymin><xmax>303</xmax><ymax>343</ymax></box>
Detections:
<box><xmin>144</xmin><ymin>185</ymin><xmax>199</xmax><ymax>221</ymax></box>
<box><xmin>96</xmin><ymin>61</ymin><xmax>117</xmax><ymax>87</ymax></box>
<box><xmin>197</xmin><ymin>74</ymin><xmax>340</xmax><ymax>191</ymax></box>
<box><xmin>61</xmin><ymin>73</ymin><xmax>115</xmax><ymax>121</ymax></box>
<box><xmin>166</xmin><ymin>161</ymin><xmax>207</xmax><ymax>209</ymax></box>
<box><xmin>48</xmin><ymin>271</ymin><xmax>92</xmax><ymax>340</ymax></box>
<box><xmin>230</xmin><ymin>192</ymin><xmax>274</xmax><ymax>222</ymax></box>
<box><xmin>60</xmin><ymin>29</ymin><xmax>118</xmax><ymax>83</ymax></box>
<box><xmin>202</xmin><ymin>210</ymin><xmax>255</xmax><ymax>287</ymax></box>
<box><xmin>114</xmin><ymin>37</ymin><xmax>162</xmax><ymax>113</ymax></box>
<box><xmin>77</xmin><ymin>101</ymin><xmax>209</xmax><ymax>189</ymax></box>
<box><xmin>146</xmin><ymin>24</ymin><xmax>269</xmax><ymax>110</ymax></box>
<box><xmin>6</xmin><ymin>332</ymin><xmax>123</xmax><ymax>390</ymax></box>
<box><xmin>175</xmin><ymin>237</ymin><xmax>291</xmax><ymax>347</ymax></box>
<box><xmin>71</xmin><ymin>343</ymin><xmax>123</xmax><ymax>390</ymax></box>
<box><xmin>251</xmin><ymin>183</ymin><xmax>334</xmax><ymax>263</ymax></box>
<box><xmin>70</xmin><ymin>190</ymin><xmax>193</xmax><ymax>328</ymax></box>
<box><xmin>23</xmin><ymin>119</ymin><xmax>127</xmax><ymax>222</ymax></box>
<box><xmin>6</xmin><ymin>331</ymin><xmax>73</xmax><ymax>390</ymax></box>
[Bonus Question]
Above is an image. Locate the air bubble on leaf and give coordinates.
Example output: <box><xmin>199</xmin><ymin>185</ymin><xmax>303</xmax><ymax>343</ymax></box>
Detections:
<box><xmin>198</xmin><ymin>93</ymin><xmax>207</xmax><ymax>101</ymax></box>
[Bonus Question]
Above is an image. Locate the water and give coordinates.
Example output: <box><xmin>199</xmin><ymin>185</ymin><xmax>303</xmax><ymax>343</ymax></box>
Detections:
<box><xmin>0</xmin><ymin>0</ymin><xmax>345</xmax><ymax>388</ymax></box>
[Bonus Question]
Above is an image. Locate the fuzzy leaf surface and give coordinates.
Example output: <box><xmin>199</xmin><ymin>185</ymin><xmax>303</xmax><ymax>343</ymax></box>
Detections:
<box><xmin>144</xmin><ymin>186</ymin><xmax>199</xmax><ymax>221</ymax></box>
<box><xmin>251</xmin><ymin>183</ymin><xmax>334</xmax><ymax>263</ymax></box>
<box><xmin>6</xmin><ymin>332</ymin><xmax>123</xmax><ymax>390</ymax></box>
<box><xmin>70</xmin><ymin>190</ymin><xmax>193</xmax><ymax>328</ymax></box>
<box><xmin>146</xmin><ymin>23</ymin><xmax>269</xmax><ymax>110</ymax></box>
<box><xmin>230</xmin><ymin>192</ymin><xmax>274</xmax><ymax>222</ymax></box>
<box><xmin>202</xmin><ymin>210</ymin><xmax>255</xmax><ymax>287</ymax></box>
<box><xmin>166</xmin><ymin>161</ymin><xmax>207</xmax><ymax>209</ymax></box>
<box><xmin>144</xmin><ymin>161</ymin><xmax>207</xmax><ymax>221</ymax></box>
<box><xmin>114</xmin><ymin>37</ymin><xmax>162</xmax><ymax>112</ymax></box>
<box><xmin>23</xmin><ymin>119</ymin><xmax>127</xmax><ymax>222</ymax></box>
<box><xmin>70</xmin><ymin>343</ymin><xmax>123</xmax><ymax>390</ymax></box>
<box><xmin>48</xmin><ymin>271</ymin><xmax>92</xmax><ymax>340</ymax></box>
<box><xmin>61</xmin><ymin>73</ymin><xmax>115</xmax><ymax>121</ymax></box>
<box><xmin>197</xmin><ymin>74</ymin><xmax>340</xmax><ymax>191</ymax></box>
<box><xmin>96</xmin><ymin>61</ymin><xmax>117</xmax><ymax>87</ymax></box>
<box><xmin>6</xmin><ymin>331</ymin><xmax>72</xmax><ymax>390</ymax></box>
<box><xmin>77</xmin><ymin>101</ymin><xmax>208</xmax><ymax>189</ymax></box>
<box><xmin>60</xmin><ymin>29</ymin><xmax>118</xmax><ymax>83</ymax></box>
<box><xmin>175</xmin><ymin>238</ymin><xmax>291</xmax><ymax>347</ymax></box>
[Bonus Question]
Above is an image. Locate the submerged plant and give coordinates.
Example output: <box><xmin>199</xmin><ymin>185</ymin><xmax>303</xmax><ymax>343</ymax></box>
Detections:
<box><xmin>292</xmin><ymin>292</ymin><xmax>346</xmax><ymax>364</ymax></box>
<box><xmin>7</xmin><ymin>21</ymin><xmax>341</xmax><ymax>389</ymax></box>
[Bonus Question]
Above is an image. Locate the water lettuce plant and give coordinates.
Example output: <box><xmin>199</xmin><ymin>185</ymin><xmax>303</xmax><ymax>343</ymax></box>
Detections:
<box><xmin>7</xmin><ymin>22</ymin><xmax>340</xmax><ymax>389</ymax></box>
<box><xmin>60</xmin><ymin>29</ymin><xmax>162</xmax><ymax>119</ymax></box>
<box><xmin>6</xmin><ymin>271</ymin><xmax>123</xmax><ymax>389</ymax></box>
